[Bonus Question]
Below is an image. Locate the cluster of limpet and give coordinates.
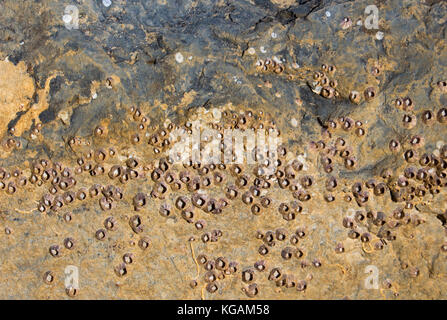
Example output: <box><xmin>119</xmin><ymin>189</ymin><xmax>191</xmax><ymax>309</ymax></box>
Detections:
<box><xmin>306</xmin><ymin>62</ymin><xmax>381</xmax><ymax>104</ymax></box>
<box><xmin>190</xmin><ymin>254</ymin><xmax>239</xmax><ymax>295</ymax></box>
<box><xmin>1</xmin><ymin>93</ymin><xmax>447</xmax><ymax>298</ymax></box>
<box><xmin>385</xmin><ymin>104</ymin><xmax>447</xmax><ymax>203</ymax></box>
<box><xmin>310</xmin><ymin>117</ymin><xmax>366</xmax><ymax>174</ymax></box>
<box><xmin>308</xmin><ymin>64</ymin><xmax>339</xmax><ymax>99</ymax></box>
<box><xmin>299</xmin><ymin>96</ymin><xmax>447</xmax><ymax>266</ymax></box>
<box><xmin>255</xmin><ymin>57</ymin><xmax>285</xmax><ymax>74</ymax></box>
<box><xmin>1</xmin><ymin>122</ymin><xmax>47</xmax><ymax>156</ymax></box>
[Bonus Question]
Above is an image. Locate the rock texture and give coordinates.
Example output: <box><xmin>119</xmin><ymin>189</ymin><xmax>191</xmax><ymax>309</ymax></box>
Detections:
<box><xmin>0</xmin><ymin>0</ymin><xmax>446</xmax><ymax>299</ymax></box>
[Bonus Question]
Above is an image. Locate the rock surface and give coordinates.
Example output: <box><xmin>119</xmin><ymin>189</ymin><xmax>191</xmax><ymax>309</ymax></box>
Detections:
<box><xmin>0</xmin><ymin>0</ymin><xmax>446</xmax><ymax>299</ymax></box>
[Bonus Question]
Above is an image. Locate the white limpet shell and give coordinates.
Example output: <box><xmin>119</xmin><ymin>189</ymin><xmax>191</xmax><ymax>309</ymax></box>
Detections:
<box><xmin>290</xmin><ymin>118</ymin><xmax>298</xmax><ymax>127</ymax></box>
<box><xmin>175</xmin><ymin>52</ymin><xmax>184</xmax><ymax>63</ymax></box>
